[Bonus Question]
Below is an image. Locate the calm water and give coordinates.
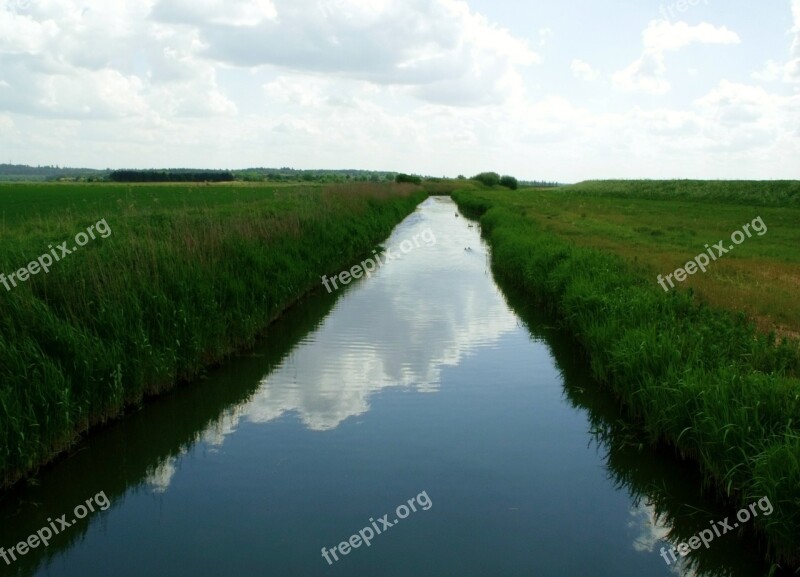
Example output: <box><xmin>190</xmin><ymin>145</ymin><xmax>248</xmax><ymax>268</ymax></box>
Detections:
<box><xmin>0</xmin><ymin>197</ymin><xmax>780</xmax><ymax>577</ymax></box>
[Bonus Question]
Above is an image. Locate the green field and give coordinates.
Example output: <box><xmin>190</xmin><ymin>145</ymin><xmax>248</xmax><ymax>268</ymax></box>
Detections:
<box><xmin>0</xmin><ymin>181</ymin><xmax>426</xmax><ymax>488</ymax></box>
<box><xmin>453</xmin><ymin>181</ymin><xmax>800</xmax><ymax>568</ymax></box>
<box><xmin>462</xmin><ymin>181</ymin><xmax>800</xmax><ymax>337</ymax></box>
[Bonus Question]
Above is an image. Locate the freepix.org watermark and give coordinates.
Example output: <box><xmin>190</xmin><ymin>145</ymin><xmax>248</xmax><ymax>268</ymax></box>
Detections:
<box><xmin>657</xmin><ymin>216</ymin><xmax>766</xmax><ymax>292</ymax></box>
<box><xmin>321</xmin><ymin>228</ymin><xmax>436</xmax><ymax>294</ymax></box>
<box><xmin>659</xmin><ymin>0</ymin><xmax>708</xmax><ymax>21</ymax></box>
<box><xmin>321</xmin><ymin>490</ymin><xmax>433</xmax><ymax>566</ymax></box>
<box><xmin>1</xmin><ymin>219</ymin><xmax>112</xmax><ymax>292</ymax></box>
<box><xmin>1</xmin><ymin>491</ymin><xmax>111</xmax><ymax>567</ymax></box>
<box><xmin>659</xmin><ymin>496</ymin><xmax>773</xmax><ymax>565</ymax></box>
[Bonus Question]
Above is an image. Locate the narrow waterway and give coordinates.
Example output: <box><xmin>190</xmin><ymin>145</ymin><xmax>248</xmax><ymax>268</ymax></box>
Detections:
<box><xmin>0</xmin><ymin>197</ymin><xmax>778</xmax><ymax>577</ymax></box>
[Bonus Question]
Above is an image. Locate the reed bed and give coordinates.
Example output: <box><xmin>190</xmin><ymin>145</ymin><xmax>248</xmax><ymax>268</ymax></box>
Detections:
<box><xmin>453</xmin><ymin>185</ymin><xmax>800</xmax><ymax>567</ymax></box>
<box><xmin>0</xmin><ymin>181</ymin><xmax>425</xmax><ymax>488</ymax></box>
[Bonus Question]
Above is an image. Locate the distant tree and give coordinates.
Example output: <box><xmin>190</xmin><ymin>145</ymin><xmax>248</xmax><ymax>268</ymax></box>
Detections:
<box><xmin>238</xmin><ymin>171</ymin><xmax>264</xmax><ymax>182</ymax></box>
<box><xmin>109</xmin><ymin>169</ymin><xmax>234</xmax><ymax>183</ymax></box>
<box><xmin>472</xmin><ymin>172</ymin><xmax>501</xmax><ymax>187</ymax></box>
<box><xmin>457</xmin><ymin>175</ymin><xmax>466</xmax><ymax>180</ymax></box>
<box><xmin>395</xmin><ymin>173</ymin><xmax>422</xmax><ymax>185</ymax></box>
<box><xmin>500</xmin><ymin>175</ymin><xmax>519</xmax><ymax>190</ymax></box>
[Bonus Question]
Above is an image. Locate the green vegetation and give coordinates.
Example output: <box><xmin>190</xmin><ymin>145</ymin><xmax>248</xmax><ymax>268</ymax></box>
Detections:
<box><xmin>498</xmin><ymin>279</ymin><xmax>782</xmax><ymax>576</ymax></box>
<box><xmin>472</xmin><ymin>172</ymin><xmax>520</xmax><ymax>190</ymax></box>
<box><xmin>0</xmin><ymin>164</ymin><xmax>107</xmax><ymax>182</ymax></box>
<box><xmin>0</xmin><ymin>181</ymin><xmax>426</xmax><ymax>488</ymax></box>
<box><xmin>0</xmin><ymin>164</ymin><xmax>402</xmax><ymax>184</ymax></box>
<box><xmin>472</xmin><ymin>172</ymin><xmax>501</xmax><ymax>187</ymax></box>
<box><xmin>235</xmin><ymin>167</ymin><xmax>397</xmax><ymax>184</ymax></box>
<box><xmin>499</xmin><ymin>175</ymin><xmax>518</xmax><ymax>190</ymax></box>
<box><xmin>452</xmin><ymin>182</ymin><xmax>800</xmax><ymax>567</ymax></box>
<box><xmin>481</xmin><ymin>182</ymin><xmax>800</xmax><ymax>338</ymax></box>
<box><xmin>518</xmin><ymin>180</ymin><xmax>561</xmax><ymax>188</ymax></box>
<box><xmin>395</xmin><ymin>173</ymin><xmax>423</xmax><ymax>185</ymax></box>
<box><xmin>569</xmin><ymin>180</ymin><xmax>800</xmax><ymax>207</ymax></box>
<box><xmin>420</xmin><ymin>179</ymin><xmax>471</xmax><ymax>196</ymax></box>
<box><xmin>109</xmin><ymin>169</ymin><xmax>235</xmax><ymax>183</ymax></box>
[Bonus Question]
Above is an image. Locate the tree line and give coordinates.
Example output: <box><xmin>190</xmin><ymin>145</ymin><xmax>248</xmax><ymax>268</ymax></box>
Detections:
<box><xmin>109</xmin><ymin>170</ymin><xmax>235</xmax><ymax>183</ymax></box>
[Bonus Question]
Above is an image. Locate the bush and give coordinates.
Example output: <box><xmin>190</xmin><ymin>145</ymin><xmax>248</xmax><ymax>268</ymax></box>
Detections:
<box><xmin>472</xmin><ymin>172</ymin><xmax>501</xmax><ymax>187</ymax></box>
<box><xmin>395</xmin><ymin>173</ymin><xmax>422</xmax><ymax>185</ymax></box>
<box><xmin>500</xmin><ymin>175</ymin><xmax>519</xmax><ymax>190</ymax></box>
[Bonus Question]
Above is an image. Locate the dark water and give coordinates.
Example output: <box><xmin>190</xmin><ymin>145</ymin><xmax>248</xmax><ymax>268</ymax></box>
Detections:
<box><xmin>0</xmin><ymin>197</ymin><xmax>782</xmax><ymax>577</ymax></box>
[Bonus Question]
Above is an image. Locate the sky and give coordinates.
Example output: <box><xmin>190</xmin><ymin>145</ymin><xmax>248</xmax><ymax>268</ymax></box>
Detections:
<box><xmin>0</xmin><ymin>0</ymin><xmax>798</xmax><ymax>182</ymax></box>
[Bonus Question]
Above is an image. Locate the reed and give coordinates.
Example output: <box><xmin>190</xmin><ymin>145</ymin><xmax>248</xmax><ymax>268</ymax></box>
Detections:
<box><xmin>0</xmin><ymin>181</ymin><xmax>426</xmax><ymax>488</ymax></box>
<box><xmin>453</xmin><ymin>185</ymin><xmax>800</xmax><ymax>567</ymax></box>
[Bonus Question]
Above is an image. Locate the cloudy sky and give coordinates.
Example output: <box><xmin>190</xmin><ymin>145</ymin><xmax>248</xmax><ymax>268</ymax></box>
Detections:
<box><xmin>1</xmin><ymin>0</ymin><xmax>798</xmax><ymax>181</ymax></box>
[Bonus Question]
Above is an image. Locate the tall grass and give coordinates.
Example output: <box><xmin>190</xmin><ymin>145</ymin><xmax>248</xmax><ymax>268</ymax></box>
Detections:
<box><xmin>567</xmin><ymin>180</ymin><xmax>800</xmax><ymax>207</ymax></box>
<box><xmin>0</xmin><ymin>182</ymin><xmax>426</xmax><ymax>487</ymax></box>
<box><xmin>497</xmin><ymin>279</ymin><xmax>789</xmax><ymax>576</ymax></box>
<box><xmin>453</xmin><ymin>187</ymin><xmax>800</xmax><ymax>567</ymax></box>
<box><xmin>476</xmin><ymin>184</ymin><xmax>800</xmax><ymax>338</ymax></box>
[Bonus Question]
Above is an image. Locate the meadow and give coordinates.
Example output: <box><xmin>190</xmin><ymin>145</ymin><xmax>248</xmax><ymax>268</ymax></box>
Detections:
<box><xmin>467</xmin><ymin>181</ymin><xmax>800</xmax><ymax>337</ymax></box>
<box><xmin>452</xmin><ymin>181</ymin><xmax>800</xmax><ymax>568</ymax></box>
<box><xmin>0</xmin><ymin>181</ymin><xmax>426</xmax><ymax>488</ymax></box>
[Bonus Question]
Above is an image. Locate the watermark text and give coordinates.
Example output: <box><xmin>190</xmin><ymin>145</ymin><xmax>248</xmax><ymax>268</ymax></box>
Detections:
<box><xmin>1</xmin><ymin>218</ymin><xmax>112</xmax><ymax>292</ymax></box>
<box><xmin>1</xmin><ymin>491</ymin><xmax>111</xmax><ymax>567</ymax></box>
<box><xmin>321</xmin><ymin>490</ymin><xmax>433</xmax><ymax>565</ymax></box>
<box><xmin>659</xmin><ymin>496</ymin><xmax>773</xmax><ymax>565</ymax></box>
<box><xmin>322</xmin><ymin>228</ymin><xmax>436</xmax><ymax>294</ymax></box>
<box><xmin>657</xmin><ymin>216</ymin><xmax>766</xmax><ymax>292</ymax></box>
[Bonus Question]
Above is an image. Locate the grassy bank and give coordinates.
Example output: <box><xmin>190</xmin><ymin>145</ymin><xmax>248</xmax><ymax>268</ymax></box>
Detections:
<box><xmin>452</xmin><ymin>182</ymin><xmax>800</xmax><ymax>568</ymax></box>
<box><xmin>0</xmin><ymin>181</ymin><xmax>426</xmax><ymax>488</ymax></box>
<box><xmin>489</xmin><ymin>181</ymin><xmax>800</xmax><ymax>338</ymax></box>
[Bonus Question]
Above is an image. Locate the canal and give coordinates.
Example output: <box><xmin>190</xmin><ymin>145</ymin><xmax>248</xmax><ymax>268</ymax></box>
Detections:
<box><xmin>0</xmin><ymin>197</ymin><xmax>777</xmax><ymax>576</ymax></box>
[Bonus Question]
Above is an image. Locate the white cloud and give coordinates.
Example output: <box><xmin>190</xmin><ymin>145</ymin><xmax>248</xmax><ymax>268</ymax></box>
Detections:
<box><xmin>150</xmin><ymin>0</ymin><xmax>539</xmax><ymax>106</ymax></box>
<box><xmin>0</xmin><ymin>0</ymin><xmax>236</xmax><ymax>120</ymax></box>
<box><xmin>693</xmin><ymin>80</ymin><xmax>800</xmax><ymax>146</ymax></box>
<box><xmin>790</xmin><ymin>0</ymin><xmax>800</xmax><ymax>82</ymax></box>
<box><xmin>752</xmin><ymin>60</ymin><xmax>785</xmax><ymax>82</ymax></box>
<box><xmin>571</xmin><ymin>59</ymin><xmax>599</xmax><ymax>82</ymax></box>
<box><xmin>613</xmin><ymin>53</ymin><xmax>671</xmax><ymax>94</ymax></box>
<box><xmin>0</xmin><ymin>0</ymin><xmax>798</xmax><ymax>180</ymax></box>
<box><xmin>642</xmin><ymin>20</ymin><xmax>740</xmax><ymax>53</ymax></box>
<box><xmin>0</xmin><ymin>9</ymin><xmax>58</xmax><ymax>55</ymax></box>
<box><xmin>202</xmin><ymin>206</ymin><xmax>517</xmax><ymax>432</ymax></box>
<box><xmin>613</xmin><ymin>20</ymin><xmax>740</xmax><ymax>94</ymax></box>
<box><xmin>152</xmin><ymin>0</ymin><xmax>277</xmax><ymax>27</ymax></box>
<box><xmin>754</xmin><ymin>0</ymin><xmax>800</xmax><ymax>83</ymax></box>
<box><xmin>0</xmin><ymin>113</ymin><xmax>13</xmax><ymax>135</ymax></box>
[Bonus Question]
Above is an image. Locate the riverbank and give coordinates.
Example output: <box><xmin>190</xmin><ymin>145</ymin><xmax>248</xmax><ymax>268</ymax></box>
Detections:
<box><xmin>452</xmin><ymin>183</ymin><xmax>800</xmax><ymax>569</ymax></box>
<box><xmin>0</xmin><ymin>181</ymin><xmax>426</xmax><ymax>488</ymax></box>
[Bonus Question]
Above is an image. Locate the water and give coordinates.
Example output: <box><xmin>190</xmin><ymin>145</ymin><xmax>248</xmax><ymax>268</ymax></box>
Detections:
<box><xmin>0</xmin><ymin>197</ymin><xmax>779</xmax><ymax>577</ymax></box>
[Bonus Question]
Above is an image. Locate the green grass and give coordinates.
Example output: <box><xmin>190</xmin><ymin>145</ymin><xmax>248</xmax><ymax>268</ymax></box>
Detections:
<box><xmin>0</xmin><ymin>181</ymin><xmax>426</xmax><ymax>488</ymax></box>
<box><xmin>567</xmin><ymin>179</ymin><xmax>800</xmax><ymax>207</ymax></box>
<box><xmin>453</xmin><ymin>182</ymin><xmax>800</xmax><ymax>568</ymax></box>
<box><xmin>486</xmin><ymin>183</ymin><xmax>800</xmax><ymax>338</ymax></box>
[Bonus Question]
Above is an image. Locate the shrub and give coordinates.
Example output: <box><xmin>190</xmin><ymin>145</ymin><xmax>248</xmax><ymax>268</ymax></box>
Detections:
<box><xmin>395</xmin><ymin>173</ymin><xmax>422</xmax><ymax>185</ymax></box>
<box><xmin>500</xmin><ymin>176</ymin><xmax>519</xmax><ymax>190</ymax></box>
<box><xmin>472</xmin><ymin>172</ymin><xmax>501</xmax><ymax>187</ymax></box>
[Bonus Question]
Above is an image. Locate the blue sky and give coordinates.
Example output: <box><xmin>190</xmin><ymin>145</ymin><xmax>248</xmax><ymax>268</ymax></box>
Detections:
<box><xmin>0</xmin><ymin>0</ymin><xmax>798</xmax><ymax>181</ymax></box>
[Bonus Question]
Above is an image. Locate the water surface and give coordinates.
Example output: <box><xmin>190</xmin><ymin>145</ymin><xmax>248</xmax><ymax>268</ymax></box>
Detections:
<box><xmin>0</xmin><ymin>197</ymin><xmax>779</xmax><ymax>577</ymax></box>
